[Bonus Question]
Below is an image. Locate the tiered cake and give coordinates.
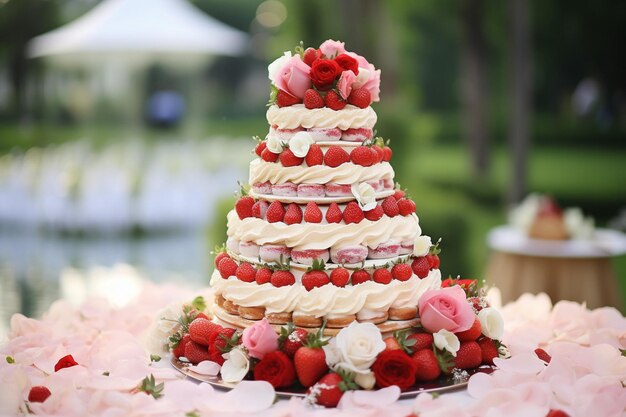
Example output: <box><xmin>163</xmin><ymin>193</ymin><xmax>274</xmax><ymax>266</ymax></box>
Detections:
<box><xmin>210</xmin><ymin>39</ymin><xmax>442</xmax><ymax>333</ymax></box>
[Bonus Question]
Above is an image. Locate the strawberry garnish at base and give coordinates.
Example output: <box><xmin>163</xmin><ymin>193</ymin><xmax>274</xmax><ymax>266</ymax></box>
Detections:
<box><xmin>407</xmin><ymin>332</ymin><xmax>434</xmax><ymax>352</ymax></box>
<box><xmin>172</xmin><ymin>333</ymin><xmax>192</xmax><ymax>359</ymax></box>
<box><xmin>412</xmin><ymin>349</ymin><xmax>442</xmax><ymax>381</ymax></box>
<box><xmin>284</xmin><ymin>203</ymin><xmax>303</xmax><ymax>225</ymax></box>
<box><xmin>279</xmin><ymin>148</ymin><xmax>304</xmax><ymax>167</ymax></box>
<box><xmin>218</xmin><ymin>257</ymin><xmax>238</xmax><ymax>279</ymax></box>
<box><xmin>381</xmin><ymin>196</ymin><xmax>399</xmax><ymax>217</ymax></box>
<box><xmin>323</xmin><ymin>145</ymin><xmax>350</xmax><ymax>167</ymax></box>
<box><xmin>235</xmin><ymin>262</ymin><xmax>256</xmax><ymax>282</ymax></box>
<box><xmin>294</xmin><ymin>324</ymin><xmax>329</xmax><ymax>387</ymax></box>
<box><xmin>371</xmin><ymin>144</ymin><xmax>384</xmax><ymax>162</ymax></box>
<box><xmin>456</xmin><ymin>318</ymin><xmax>482</xmax><ymax>342</ymax></box>
<box><xmin>306</xmin><ymin>371</ymin><xmax>357</xmax><ymax>408</ymax></box>
<box><xmin>347</xmin><ymin>87</ymin><xmax>372</xmax><ymax>108</ymax></box>
<box><xmin>303</xmin><ymin>202</ymin><xmax>323</xmax><ymax>223</ymax></box>
<box><xmin>184</xmin><ymin>341</ymin><xmax>212</xmax><ymax>364</ymax></box>
<box><xmin>393</xmin><ymin>189</ymin><xmax>406</xmax><ymax>200</ymax></box>
<box><xmin>189</xmin><ymin>317</ymin><xmax>222</xmax><ymax>346</ymax></box>
<box><xmin>373</xmin><ymin>268</ymin><xmax>393</xmax><ymax>284</ymax></box>
<box><xmin>276</xmin><ymin>89</ymin><xmax>301</xmax><ymax>107</ymax></box>
<box><xmin>350</xmin><ymin>269</ymin><xmax>371</xmax><ymax>285</ymax></box>
<box><xmin>391</xmin><ymin>262</ymin><xmax>412</xmax><ymax>281</ymax></box>
<box><xmin>305</xmin><ymin>143</ymin><xmax>324</xmax><ymax>166</ymax></box>
<box><xmin>325</xmin><ymin>202</ymin><xmax>343</xmax><ymax>223</ymax></box>
<box><xmin>340</xmin><ymin>128</ymin><xmax>373</xmax><ymax>142</ymax></box>
<box><xmin>28</xmin><ymin>386</ymin><xmax>52</xmax><ymax>403</ymax></box>
<box><xmin>266</xmin><ymin>201</ymin><xmax>285</xmax><ymax>223</ymax></box>
<box><xmin>214</xmin><ymin>250</ymin><xmax>228</xmax><ymax>268</ymax></box>
<box><xmin>302</xmin><ymin>259</ymin><xmax>330</xmax><ymax>291</ymax></box>
<box><xmin>330</xmin><ymin>267</ymin><xmax>350</xmax><ymax>287</ymax></box>
<box><xmin>454</xmin><ymin>341</ymin><xmax>482</xmax><ymax>370</ymax></box>
<box><xmin>411</xmin><ymin>256</ymin><xmax>430</xmax><ymax>278</ymax></box>
<box><xmin>342</xmin><ymin>201</ymin><xmax>364</xmax><ymax>224</ymax></box>
<box><xmin>325</xmin><ymin>90</ymin><xmax>347</xmax><ymax>110</ymax></box>
<box><xmin>280</xmin><ymin>324</ymin><xmax>309</xmax><ymax>358</ymax></box>
<box><xmin>255</xmin><ymin>266</ymin><xmax>273</xmax><ymax>285</ymax></box>
<box><xmin>350</xmin><ymin>145</ymin><xmax>375</xmax><ymax>166</ymax></box>
<box><xmin>325</xmin><ymin>183</ymin><xmax>352</xmax><ymax>197</ymax></box>
<box><xmin>364</xmin><ymin>204</ymin><xmax>384</xmax><ymax>221</ymax></box>
<box><xmin>478</xmin><ymin>337</ymin><xmax>499</xmax><ymax>365</ymax></box>
<box><xmin>208</xmin><ymin>327</ymin><xmax>238</xmax><ymax>362</ymax></box>
<box><xmin>384</xmin><ymin>336</ymin><xmax>402</xmax><ymax>351</ymax></box>
<box><xmin>304</xmin><ymin>89</ymin><xmax>324</xmax><ymax>109</ymax></box>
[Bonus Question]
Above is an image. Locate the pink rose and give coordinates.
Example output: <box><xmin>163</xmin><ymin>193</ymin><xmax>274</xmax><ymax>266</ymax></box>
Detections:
<box><xmin>347</xmin><ymin>52</ymin><xmax>371</xmax><ymax>69</ymax></box>
<box><xmin>337</xmin><ymin>70</ymin><xmax>357</xmax><ymax>100</ymax></box>
<box><xmin>319</xmin><ymin>39</ymin><xmax>346</xmax><ymax>58</ymax></box>
<box><xmin>418</xmin><ymin>286</ymin><xmax>475</xmax><ymax>333</ymax></box>
<box><xmin>349</xmin><ymin>57</ymin><xmax>381</xmax><ymax>102</ymax></box>
<box><xmin>242</xmin><ymin>318</ymin><xmax>279</xmax><ymax>359</ymax></box>
<box><xmin>361</xmin><ymin>68</ymin><xmax>381</xmax><ymax>102</ymax></box>
<box><xmin>275</xmin><ymin>56</ymin><xmax>311</xmax><ymax>99</ymax></box>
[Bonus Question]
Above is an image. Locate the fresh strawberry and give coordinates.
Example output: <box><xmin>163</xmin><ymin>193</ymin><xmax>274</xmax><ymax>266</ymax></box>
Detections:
<box><xmin>280</xmin><ymin>148</ymin><xmax>304</xmax><ymax>167</ymax></box>
<box><xmin>189</xmin><ymin>318</ymin><xmax>221</xmax><ymax>346</ymax></box>
<box><xmin>407</xmin><ymin>333</ymin><xmax>434</xmax><ymax>352</ymax></box>
<box><xmin>343</xmin><ymin>201</ymin><xmax>364</xmax><ymax>224</ymax></box>
<box><xmin>208</xmin><ymin>327</ymin><xmax>237</xmax><ymax>354</ymax></box>
<box><xmin>323</xmin><ymin>145</ymin><xmax>350</xmax><ymax>167</ymax></box>
<box><xmin>384</xmin><ymin>336</ymin><xmax>402</xmax><ymax>351</ymax></box>
<box><xmin>235</xmin><ymin>262</ymin><xmax>256</xmax><ymax>282</ymax></box>
<box><xmin>255</xmin><ymin>266</ymin><xmax>273</xmax><ymax>285</ymax></box>
<box><xmin>347</xmin><ymin>87</ymin><xmax>371</xmax><ymax>108</ymax></box>
<box><xmin>330</xmin><ymin>267</ymin><xmax>350</xmax><ymax>287</ymax></box>
<box><xmin>325</xmin><ymin>202</ymin><xmax>343</xmax><ymax>223</ymax></box>
<box><xmin>271</xmin><ymin>270</ymin><xmax>295</xmax><ymax>287</ymax></box>
<box><xmin>411</xmin><ymin>256</ymin><xmax>431</xmax><ymax>278</ymax></box>
<box><xmin>235</xmin><ymin>196</ymin><xmax>255</xmax><ymax>220</ymax></box>
<box><xmin>303</xmin><ymin>47</ymin><xmax>321</xmax><ymax>66</ymax></box>
<box><xmin>373</xmin><ymin>268</ymin><xmax>392</xmax><ymax>284</ymax></box>
<box><xmin>350</xmin><ymin>145</ymin><xmax>374</xmax><ymax>166</ymax></box>
<box><xmin>255</xmin><ymin>141</ymin><xmax>267</xmax><ymax>157</ymax></box>
<box><xmin>456</xmin><ymin>318</ymin><xmax>482</xmax><ymax>342</ymax></box>
<box><xmin>426</xmin><ymin>254</ymin><xmax>440</xmax><ymax>269</ymax></box>
<box><xmin>302</xmin><ymin>259</ymin><xmax>330</xmax><ymax>291</ymax></box>
<box><xmin>454</xmin><ymin>341</ymin><xmax>482</xmax><ymax>370</ymax></box>
<box><xmin>266</xmin><ymin>201</ymin><xmax>285</xmax><ymax>223</ymax></box>
<box><xmin>397</xmin><ymin>198</ymin><xmax>416</xmax><ymax>216</ymax></box>
<box><xmin>277</xmin><ymin>89</ymin><xmax>300</xmax><ymax>107</ymax></box>
<box><xmin>304</xmin><ymin>89</ymin><xmax>324</xmax><ymax>109</ymax></box>
<box><xmin>371</xmin><ymin>145</ymin><xmax>384</xmax><ymax>163</ymax></box>
<box><xmin>172</xmin><ymin>334</ymin><xmax>191</xmax><ymax>358</ymax></box>
<box><xmin>382</xmin><ymin>146</ymin><xmax>392</xmax><ymax>161</ymax></box>
<box><xmin>364</xmin><ymin>204</ymin><xmax>384</xmax><ymax>221</ymax></box>
<box><xmin>214</xmin><ymin>251</ymin><xmax>228</xmax><ymax>268</ymax></box>
<box><xmin>391</xmin><ymin>263</ymin><xmax>412</xmax><ymax>281</ymax></box>
<box><xmin>307</xmin><ymin>373</ymin><xmax>342</xmax><ymax>407</ymax></box>
<box><xmin>546</xmin><ymin>410</ymin><xmax>570</xmax><ymax>417</ymax></box>
<box><xmin>261</xmin><ymin>148</ymin><xmax>279</xmax><ymax>162</ymax></box>
<box><xmin>393</xmin><ymin>189</ymin><xmax>405</xmax><ymax>200</ymax></box>
<box><xmin>283</xmin><ymin>203</ymin><xmax>303</xmax><ymax>225</ymax></box>
<box><xmin>412</xmin><ymin>349</ymin><xmax>441</xmax><ymax>381</ymax></box>
<box><xmin>281</xmin><ymin>327</ymin><xmax>309</xmax><ymax>358</ymax></box>
<box><xmin>252</xmin><ymin>200</ymin><xmax>269</xmax><ymax>219</ymax></box>
<box><xmin>28</xmin><ymin>386</ymin><xmax>52</xmax><ymax>403</ymax></box>
<box><xmin>294</xmin><ymin>327</ymin><xmax>329</xmax><ymax>387</ymax></box>
<box><xmin>305</xmin><ymin>143</ymin><xmax>323</xmax><ymax>166</ymax></box>
<box><xmin>478</xmin><ymin>338</ymin><xmax>499</xmax><ymax>365</ymax></box>
<box><xmin>351</xmin><ymin>269</ymin><xmax>370</xmax><ymax>285</ymax></box>
<box><xmin>534</xmin><ymin>348</ymin><xmax>552</xmax><ymax>363</ymax></box>
<box><xmin>184</xmin><ymin>341</ymin><xmax>212</xmax><ymax>364</ymax></box>
<box><xmin>325</xmin><ymin>90</ymin><xmax>346</xmax><ymax>110</ymax></box>
<box><xmin>218</xmin><ymin>257</ymin><xmax>238</xmax><ymax>279</ymax></box>
<box><xmin>303</xmin><ymin>202</ymin><xmax>323</xmax><ymax>223</ymax></box>
<box><xmin>381</xmin><ymin>196</ymin><xmax>399</xmax><ymax>217</ymax></box>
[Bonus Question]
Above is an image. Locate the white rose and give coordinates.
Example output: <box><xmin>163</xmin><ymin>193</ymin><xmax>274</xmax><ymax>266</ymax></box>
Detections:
<box><xmin>220</xmin><ymin>347</ymin><xmax>250</xmax><ymax>383</ymax></box>
<box><xmin>433</xmin><ymin>329</ymin><xmax>460</xmax><ymax>357</ymax></box>
<box><xmin>478</xmin><ymin>307</ymin><xmax>504</xmax><ymax>341</ymax></box>
<box><xmin>413</xmin><ymin>235</ymin><xmax>432</xmax><ymax>257</ymax></box>
<box><xmin>289</xmin><ymin>132</ymin><xmax>314</xmax><ymax>158</ymax></box>
<box><xmin>268</xmin><ymin>51</ymin><xmax>292</xmax><ymax>84</ymax></box>
<box><xmin>265</xmin><ymin>135</ymin><xmax>284</xmax><ymax>154</ymax></box>
<box><xmin>323</xmin><ymin>321</ymin><xmax>385</xmax><ymax>374</ymax></box>
<box><xmin>354</xmin><ymin>371</ymin><xmax>376</xmax><ymax>390</ymax></box>
<box><xmin>351</xmin><ymin>183</ymin><xmax>377</xmax><ymax>211</ymax></box>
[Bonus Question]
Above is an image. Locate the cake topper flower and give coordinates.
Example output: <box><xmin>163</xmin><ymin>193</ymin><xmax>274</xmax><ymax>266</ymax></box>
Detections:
<box><xmin>433</xmin><ymin>329</ymin><xmax>460</xmax><ymax>356</ymax></box>
<box><xmin>288</xmin><ymin>131</ymin><xmax>314</xmax><ymax>158</ymax></box>
<box><xmin>351</xmin><ymin>182</ymin><xmax>377</xmax><ymax>211</ymax></box>
<box><xmin>413</xmin><ymin>235</ymin><xmax>432</xmax><ymax>257</ymax></box>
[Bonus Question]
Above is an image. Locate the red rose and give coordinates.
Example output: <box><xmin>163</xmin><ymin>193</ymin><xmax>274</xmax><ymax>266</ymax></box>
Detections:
<box><xmin>310</xmin><ymin>59</ymin><xmax>341</xmax><ymax>90</ymax></box>
<box><xmin>334</xmin><ymin>54</ymin><xmax>359</xmax><ymax>75</ymax></box>
<box><xmin>253</xmin><ymin>350</ymin><xmax>295</xmax><ymax>388</ymax></box>
<box><xmin>372</xmin><ymin>350</ymin><xmax>417</xmax><ymax>390</ymax></box>
<box><xmin>54</xmin><ymin>354</ymin><xmax>78</xmax><ymax>372</ymax></box>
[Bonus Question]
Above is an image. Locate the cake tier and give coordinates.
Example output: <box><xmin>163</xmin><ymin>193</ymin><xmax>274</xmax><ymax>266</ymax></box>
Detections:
<box><xmin>266</xmin><ymin>104</ymin><xmax>376</xmax><ymax>130</ymax></box>
<box><xmin>210</xmin><ymin>268</ymin><xmax>441</xmax><ymax>328</ymax></box>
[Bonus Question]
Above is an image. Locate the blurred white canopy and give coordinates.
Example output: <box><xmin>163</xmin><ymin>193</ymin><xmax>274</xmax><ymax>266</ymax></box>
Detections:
<box><xmin>28</xmin><ymin>0</ymin><xmax>249</xmax><ymax>67</ymax></box>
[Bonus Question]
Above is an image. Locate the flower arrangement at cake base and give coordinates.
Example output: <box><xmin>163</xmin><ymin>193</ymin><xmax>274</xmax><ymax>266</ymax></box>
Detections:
<box><xmin>164</xmin><ymin>279</ymin><xmax>507</xmax><ymax>408</ymax></box>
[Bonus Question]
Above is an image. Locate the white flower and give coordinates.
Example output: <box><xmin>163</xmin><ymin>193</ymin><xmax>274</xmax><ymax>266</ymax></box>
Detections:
<box><xmin>323</xmin><ymin>321</ymin><xmax>385</xmax><ymax>374</ymax></box>
<box><xmin>509</xmin><ymin>193</ymin><xmax>540</xmax><ymax>232</ymax></box>
<box><xmin>434</xmin><ymin>329</ymin><xmax>460</xmax><ymax>357</ymax></box>
<box><xmin>289</xmin><ymin>132</ymin><xmax>314</xmax><ymax>158</ymax></box>
<box><xmin>413</xmin><ymin>235</ymin><xmax>432</xmax><ymax>257</ymax></box>
<box><xmin>351</xmin><ymin>183</ymin><xmax>377</xmax><ymax>211</ymax></box>
<box><xmin>143</xmin><ymin>301</ymin><xmax>184</xmax><ymax>355</ymax></box>
<box><xmin>268</xmin><ymin>51</ymin><xmax>292</xmax><ymax>84</ymax></box>
<box><xmin>265</xmin><ymin>135</ymin><xmax>284</xmax><ymax>154</ymax></box>
<box><xmin>564</xmin><ymin>207</ymin><xmax>595</xmax><ymax>239</ymax></box>
<box><xmin>353</xmin><ymin>67</ymin><xmax>371</xmax><ymax>89</ymax></box>
<box><xmin>354</xmin><ymin>371</ymin><xmax>376</xmax><ymax>390</ymax></box>
<box><xmin>220</xmin><ymin>347</ymin><xmax>250</xmax><ymax>383</ymax></box>
<box><xmin>478</xmin><ymin>307</ymin><xmax>504</xmax><ymax>341</ymax></box>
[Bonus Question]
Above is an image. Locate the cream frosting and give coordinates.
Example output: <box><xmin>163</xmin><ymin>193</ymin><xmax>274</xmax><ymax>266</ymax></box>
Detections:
<box><xmin>227</xmin><ymin>211</ymin><xmax>421</xmax><ymax>250</ymax></box>
<box><xmin>210</xmin><ymin>269</ymin><xmax>441</xmax><ymax>317</ymax></box>
<box><xmin>266</xmin><ymin>104</ymin><xmax>377</xmax><ymax>130</ymax></box>
<box><xmin>249</xmin><ymin>159</ymin><xmax>394</xmax><ymax>186</ymax></box>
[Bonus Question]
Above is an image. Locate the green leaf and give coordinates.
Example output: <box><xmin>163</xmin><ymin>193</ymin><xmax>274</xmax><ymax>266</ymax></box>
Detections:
<box><xmin>150</xmin><ymin>354</ymin><xmax>161</xmax><ymax>362</ymax></box>
<box><xmin>186</xmin><ymin>412</ymin><xmax>200</xmax><ymax>417</ymax></box>
<box><xmin>5</xmin><ymin>356</ymin><xmax>15</xmax><ymax>364</ymax></box>
<box><xmin>138</xmin><ymin>374</ymin><xmax>164</xmax><ymax>399</ymax></box>
<box><xmin>191</xmin><ymin>296</ymin><xmax>206</xmax><ymax>313</ymax></box>
<box><xmin>620</xmin><ymin>349</ymin><xmax>626</xmax><ymax>357</ymax></box>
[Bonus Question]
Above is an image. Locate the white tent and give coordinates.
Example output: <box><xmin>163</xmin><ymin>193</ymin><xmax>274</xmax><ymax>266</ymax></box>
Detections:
<box><xmin>29</xmin><ymin>0</ymin><xmax>249</xmax><ymax>66</ymax></box>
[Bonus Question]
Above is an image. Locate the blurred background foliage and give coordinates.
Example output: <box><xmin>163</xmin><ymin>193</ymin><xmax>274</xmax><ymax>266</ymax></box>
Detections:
<box><xmin>0</xmin><ymin>0</ymin><xmax>625</xmax><ymax>317</ymax></box>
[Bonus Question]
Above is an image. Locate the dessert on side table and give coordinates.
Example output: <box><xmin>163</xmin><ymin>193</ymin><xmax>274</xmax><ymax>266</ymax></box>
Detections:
<box><xmin>162</xmin><ymin>39</ymin><xmax>507</xmax><ymax>407</ymax></box>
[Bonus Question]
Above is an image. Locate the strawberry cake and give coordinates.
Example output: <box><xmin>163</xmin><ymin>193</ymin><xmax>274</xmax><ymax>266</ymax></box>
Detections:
<box><xmin>210</xmin><ymin>40</ymin><xmax>442</xmax><ymax>332</ymax></box>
